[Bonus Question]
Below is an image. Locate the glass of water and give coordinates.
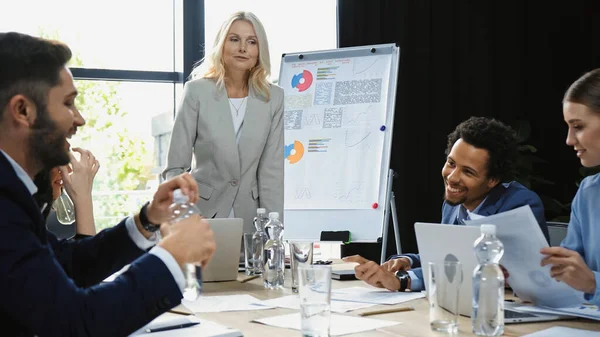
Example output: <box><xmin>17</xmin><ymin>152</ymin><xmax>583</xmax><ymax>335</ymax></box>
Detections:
<box><xmin>298</xmin><ymin>265</ymin><xmax>331</xmax><ymax>337</ymax></box>
<box><xmin>290</xmin><ymin>241</ymin><xmax>314</xmax><ymax>293</ymax></box>
<box><xmin>243</xmin><ymin>233</ymin><xmax>256</xmax><ymax>275</ymax></box>
<box><xmin>428</xmin><ymin>261</ymin><xmax>462</xmax><ymax>333</ymax></box>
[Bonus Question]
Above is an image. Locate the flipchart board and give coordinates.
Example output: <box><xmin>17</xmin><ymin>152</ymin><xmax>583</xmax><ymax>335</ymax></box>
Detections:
<box><xmin>279</xmin><ymin>43</ymin><xmax>400</xmax><ymax>242</ymax></box>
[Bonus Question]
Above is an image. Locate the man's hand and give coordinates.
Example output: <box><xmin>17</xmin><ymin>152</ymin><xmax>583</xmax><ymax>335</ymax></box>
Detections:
<box><xmin>540</xmin><ymin>247</ymin><xmax>597</xmax><ymax>294</ymax></box>
<box><xmin>381</xmin><ymin>257</ymin><xmax>411</xmax><ymax>273</ymax></box>
<box><xmin>146</xmin><ymin>173</ymin><xmax>198</xmax><ymax>225</ymax></box>
<box><xmin>158</xmin><ymin>215</ymin><xmax>215</xmax><ymax>267</ymax></box>
<box><xmin>343</xmin><ymin>255</ymin><xmax>403</xmax><ymax>291</ymax></box>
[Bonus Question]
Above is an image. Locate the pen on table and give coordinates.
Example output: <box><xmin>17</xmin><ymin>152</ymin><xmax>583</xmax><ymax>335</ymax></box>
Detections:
<box><xmin>240</xmin><ymin>274</ymin><xmax>261</xmax><ymax>283</ymax></box>
<box><xmin>167</xmin><ymin>306</ymin><xmax>193</xmax><ymax>316</ymax></box>
<box><xmin>359</xmin><ymin>306</ymin><xmax>414</xmax><ymax>317</ymax></box>
<box><xmin>145</xmin><ymin>322</ymin><xmax>200</xmax><ymax>333</ymax></box>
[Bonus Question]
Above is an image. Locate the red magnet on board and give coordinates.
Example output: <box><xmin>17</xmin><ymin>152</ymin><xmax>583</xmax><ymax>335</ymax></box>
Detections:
<box><xmin>372</xmin><ymin>203</ymin><xmax>379</xmax><ymax>209</ymax></box>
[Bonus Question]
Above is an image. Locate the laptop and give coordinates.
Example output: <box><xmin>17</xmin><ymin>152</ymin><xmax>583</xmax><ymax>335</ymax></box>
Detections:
<box><xmin>414</xmin><ymin>222</ymin><xmax>569</xmax><ymax>323</ymax></box>
<box><xmin>203</xmin><ymin>218</ymin><xmax>243</xmax><ymax>282</ymax></box>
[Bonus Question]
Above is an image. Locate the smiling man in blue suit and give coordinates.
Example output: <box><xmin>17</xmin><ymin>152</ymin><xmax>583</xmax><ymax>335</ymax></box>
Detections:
<box><xmin>0</xmin><ymin>32</ymin><xmax>217</xmax><ymax>336</ymax></box>
<box><xmin>345</xmin><ymin>117</ymin><xmax>549</xmax><ymax>292</ymax></box>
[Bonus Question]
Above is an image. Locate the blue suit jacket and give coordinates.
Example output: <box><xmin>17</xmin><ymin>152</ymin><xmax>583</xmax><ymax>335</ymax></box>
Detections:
<box><xmin>0</xmin><ymin>154</ymin><xmax>182</xmax><ymax>336</ymax></box>
<box><xmin>394</xmin><ymin>181</ymin><xmax>548</xmax><ymax>287</ymax></box>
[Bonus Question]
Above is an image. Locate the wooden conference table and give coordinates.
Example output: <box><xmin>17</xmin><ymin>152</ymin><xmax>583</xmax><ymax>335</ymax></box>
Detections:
<box><xmin>164</xmin><ymin>265</ymin><xmax>600</xmax><ymax>337</ymax></box>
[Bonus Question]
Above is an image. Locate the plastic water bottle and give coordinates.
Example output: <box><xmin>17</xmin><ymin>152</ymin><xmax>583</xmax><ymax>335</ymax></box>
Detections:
<box><xmin>472</xmin><ymin>224</ymin><xmax>505</xmax><ymax>336</ymax></box>
<box><xmin>251</xmin><ymin>208</ymin><xmax>269</xmax><ymax>275</ymax></box>
<box><xmin>169</xmin><ymin>189</ymin><xmax>203</xmax><ymax>301</ymax></box>
<box><xmin>53</xmin><ymin>188</ymin><xmax>75</xmax><ymax>225</ymax></box>
<box><xmin>263</xmin><ymin>212</ymin><xmax>284</xmax><ymax>289</ymax></box>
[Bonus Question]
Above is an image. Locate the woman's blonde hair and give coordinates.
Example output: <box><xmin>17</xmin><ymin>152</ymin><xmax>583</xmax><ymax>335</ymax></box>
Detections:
<box><xmin>191</xmin><ymin>11</ymin><xmax>272</xmax><ymax>101</ymax></box>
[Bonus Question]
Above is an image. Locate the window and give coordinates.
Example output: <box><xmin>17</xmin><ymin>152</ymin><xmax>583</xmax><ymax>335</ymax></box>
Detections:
<box><xmin>0</xmin><ymin>0</ymin><xmax>337</xmax><ymax>232</ymax></box>
<box><xmin>0</xmin><ymin>0</ymin><xmax>178</xmax><ymax>71</ymax></box>
<box><xmin>204</xmin><ymin>0</ymin><xmax>338</xmax><ymax>82</ymax></box>
<box><xmin>73</xmin><ymin>81</ymin><xmax>181</xmax><ymax>228</ymax></box>
<box><xmin>0</xmin><ymin>0</ymin><xmax>185</xmax><ymax>231</ymax></box>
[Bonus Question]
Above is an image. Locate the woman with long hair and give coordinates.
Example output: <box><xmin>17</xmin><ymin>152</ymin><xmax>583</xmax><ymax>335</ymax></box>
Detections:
<box><xmin>163</xmin><ymin>11</ymin><xmax>284</xmax><ymax>234</ymax></box>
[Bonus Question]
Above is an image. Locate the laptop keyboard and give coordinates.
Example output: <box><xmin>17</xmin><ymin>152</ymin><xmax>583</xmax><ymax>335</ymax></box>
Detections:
<box><xmin>505</xmin><ymin>309</ymin><xmax>538</xmax><ymax>319</ymax></box>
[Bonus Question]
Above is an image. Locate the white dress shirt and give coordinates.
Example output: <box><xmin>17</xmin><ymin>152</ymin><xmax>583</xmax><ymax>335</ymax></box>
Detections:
<box><xmin>0</xmin><ymin>149</ymin><xmax>185</xmax><ymax>292</ymax></box>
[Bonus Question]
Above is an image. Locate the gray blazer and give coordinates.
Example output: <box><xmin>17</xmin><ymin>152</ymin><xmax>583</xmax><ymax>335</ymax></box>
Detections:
<box><xmin>163</xmin><ymin>78</ymin><xmax>284</xmax><ymax>234</ymax></box>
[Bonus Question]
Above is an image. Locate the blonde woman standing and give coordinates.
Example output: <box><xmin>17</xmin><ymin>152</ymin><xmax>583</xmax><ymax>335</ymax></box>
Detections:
<box><xmin>163</xmin><ymin>11</ymin><xmax>284</xmax><ymax>234</ymax></box>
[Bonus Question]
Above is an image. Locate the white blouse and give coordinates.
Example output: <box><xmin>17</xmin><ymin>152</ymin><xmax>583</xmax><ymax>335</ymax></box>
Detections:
<box><xmin>227</xmin><ymin>97</ymin><xmax>247</xmax><ymax>218</ymax></box>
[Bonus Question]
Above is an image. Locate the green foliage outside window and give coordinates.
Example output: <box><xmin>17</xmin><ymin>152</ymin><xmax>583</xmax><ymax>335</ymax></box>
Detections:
<box><xmin>41</xmin><ymin>30</ymin><xmax>153</xmax><ymax>230</ymax></box>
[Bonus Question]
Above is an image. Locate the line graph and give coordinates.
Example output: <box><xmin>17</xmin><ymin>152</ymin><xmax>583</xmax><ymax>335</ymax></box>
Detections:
<box><xmin>345</xmin><ymin>130</ymin><xmax>372</xmax><ymax>149</ymax></box>
<box><xmin>353</xmin><ymin>58</ymin><xmax>379</xmax><ymax>75</ymax></box>
<box><xmin>345</xmin><ymin>104</ymin><xmax>375</xmax><ymax>125</ymax></box>
<box><xmin>295</xmin><ymin>187</ymin><xmax>312</xmax><ymax>200</ymax></box>
<box><xmin>304</xmin><ymin>113</ymin><xmax>321</xmax><ymax>126</ymax></box>
<box><xmin>333</xmin><ymin>181</ymin><xmax>366</xmax><ymax>203</ymax></box>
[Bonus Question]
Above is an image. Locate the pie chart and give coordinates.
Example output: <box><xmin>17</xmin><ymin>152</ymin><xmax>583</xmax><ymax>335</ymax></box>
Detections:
<box><xmin>284</xmin><ymin>140</ymin><xmax>304</xmax><ymax>164</ymax></box>
<box><xmin>291</xmin><ymin>70</ymin><xmax>313</xmax><ymax>92</ymax></box>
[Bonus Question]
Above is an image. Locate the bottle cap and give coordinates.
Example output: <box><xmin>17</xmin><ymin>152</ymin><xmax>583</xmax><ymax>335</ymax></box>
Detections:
<box><xmin>172</xmin><ymin>189</ymin><xmax>189</xmax><ymax>203</ymax></box>
<box><xmin>257</xmin><ymin>208</ymin><xmax>266</xmax><ymax>214</ymax></box>
<box><xmin>269</xmin><ymin>212</ymin><xmax>279</xmax><ymax>219</ymax></box>
<box><xmin>480</xmin><ymin>224</ymin><xmax>496</xmax><ymax>235</ymax></box>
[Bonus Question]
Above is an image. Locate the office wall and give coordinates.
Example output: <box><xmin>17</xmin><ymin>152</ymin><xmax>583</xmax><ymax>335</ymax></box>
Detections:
<box><xmin>338</xmin><ymin>0</ymin><xmax>600</xmax><ymax>254</ymax></box>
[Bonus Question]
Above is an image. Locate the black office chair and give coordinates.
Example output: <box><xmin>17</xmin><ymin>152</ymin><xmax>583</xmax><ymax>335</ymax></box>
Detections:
<box><xmin>546</xmin><ymin>221</ymin><xmax>568</xmax><ymax>247</ymax></box>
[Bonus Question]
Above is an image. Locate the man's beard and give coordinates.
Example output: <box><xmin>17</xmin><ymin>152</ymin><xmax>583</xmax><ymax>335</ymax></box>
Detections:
<box><xmin>29</xmin><ymin>108</ymin><xmax>70</xmax><ymax>170</ymax></box>
<box><xmin>443</xmin><ymin>195</ymin><xmax>465</xmax><ymax>207</ymax></box>
<box><xmin>443</xmin><ymin>180</ymin><xmax>466</xmax><ymax>206</ymax></box>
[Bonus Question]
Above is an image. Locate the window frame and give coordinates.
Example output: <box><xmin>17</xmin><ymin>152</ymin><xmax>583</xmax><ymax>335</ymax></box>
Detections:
<box><xmin>70</xmin><ymin>0</ymin><xmax>204</xmax><ymax>92</ymax></box>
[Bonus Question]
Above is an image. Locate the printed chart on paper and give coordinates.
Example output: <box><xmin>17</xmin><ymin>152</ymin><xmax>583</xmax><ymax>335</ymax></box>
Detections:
<box><xmin>282</xmin><ymin>54</ymin><xmax>392</xmax><ymax>209</ymax></box>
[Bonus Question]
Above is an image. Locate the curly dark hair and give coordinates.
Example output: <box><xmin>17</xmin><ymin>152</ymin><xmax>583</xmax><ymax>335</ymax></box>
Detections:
<box><xmin>445</xmin><ymin>116</ymin><xmax>519</xmax><ymax>182</ymax></box>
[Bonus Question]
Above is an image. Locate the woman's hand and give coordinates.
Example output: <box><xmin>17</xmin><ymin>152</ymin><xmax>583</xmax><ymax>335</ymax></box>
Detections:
<box><xmin>59</xmin><ymin>148</ymin><xmax>99</xmax><ymax>236</ymax></box>
<box><xmin>59</xmin><ymin>148</ymin><xmax>100</xmax><ymax>203</ymax></box>
<box><xmin>541</xmin><ymin>247</ymin><xmax>597</xmax><ymax>294</ymax></box>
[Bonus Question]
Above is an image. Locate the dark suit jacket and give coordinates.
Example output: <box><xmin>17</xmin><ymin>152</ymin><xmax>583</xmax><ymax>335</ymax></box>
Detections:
<box><xmin>393</xmin><ymin>181</ymin><xmax>548</xmax><ymax>286</ymax></box>
<box><xmin>0</xmin><ymin>153</ymin><xmax>182</xmax><ymax>336</ymax></box>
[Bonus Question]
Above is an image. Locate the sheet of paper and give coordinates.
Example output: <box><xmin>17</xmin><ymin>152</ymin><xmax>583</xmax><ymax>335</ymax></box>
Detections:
<box><xmin>514</xmin><ymin>305</ymin><xmax>570</xmax><ymax>317</ymax></box>
<box><xmin>130</xmin><ymin>315</ymin><xmax>243</xmax><ymax>337</ymax></box>
<box><xmin>331</xmin><ymin>286</ymin><xmax>425</xmax><ymax>305</ymax></box>
<box><xmin>549</xmin><ymin>304</ymin><xmax>600</xmax><ymax>321</ymax></box>
<box><xmin>522</xmin><ymin>326</ymin><xmax>600</xmax><ymax>337</ymax></box>
<box><xmin>282</xmin><ymin>54</ymin><xmax>393</xmax><ymax>210</ymax></box>
<box><xmin>516</xmin><ymin>304</ymin><xmax>600</xmax><ymax>321</ymax></box>
<box><xmin>468</xmin><ymin>212</ymin><xmax>486</xmax><ymax>220</ymax></box>
<box><xmin>253</xmin><ymin>313</ymin><xmax>400</xmax><ymax>336</ymax></box>
<box><xmin>464</xmin><ymin>206</ymin><xmax>584</xmax><ymax>307</ymax></box>
<box><xmin>182</xmin><ymin>294</ymin><xmax>274</xmax><ymax>313</ymax></box>
<box><xmin>260</xmin><ymin>295</ymin><xmax>376</xmax><ymax>313</ymax></box>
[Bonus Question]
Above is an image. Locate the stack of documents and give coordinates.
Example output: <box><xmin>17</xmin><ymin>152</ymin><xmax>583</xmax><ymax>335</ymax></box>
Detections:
<box><xmin>260</xmin><ymin>295</ymin><xmax>376</xmax><ymax>313</ymax></box>
<box><xmin>131</xmin><ymin>315</ymin><xmax>242</xmax><ymax>337</ymax></box>
<box><xmin>182</xmin><ymin>294</ymin><xmax>274</xmax><ymax>313</ymax></box>
<box><xmin>464</xmin><ymin>206</ymin><xmax>584</xmax><ymax>307</ymax></box>
<box><xmin>516</xmin><ymin>304</ymin><xmax>600</xmax><ymax>321</ymax></box>
<box><xmin>253</xmin><ymin>313</ymin><xmax>400</xmax><ymax>336</ymax></box>
<box><xmin>522</xmin><ymin>326</ymin><xmax>600</xmax><ymax>337</ymax></box>
<box><xmin>330</xmin><ymin>286</ymin><xmax>425</xmax><ymax>305</ymax></box>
